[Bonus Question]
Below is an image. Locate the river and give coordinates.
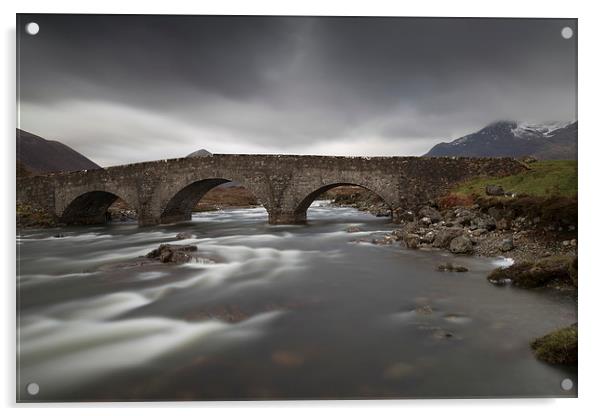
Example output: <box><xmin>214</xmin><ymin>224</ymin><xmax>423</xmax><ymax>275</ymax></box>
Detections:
<box><xmin>17</xmin><ymin>201</ymin><xmax>577</xmax><ymax>401</ymax></box>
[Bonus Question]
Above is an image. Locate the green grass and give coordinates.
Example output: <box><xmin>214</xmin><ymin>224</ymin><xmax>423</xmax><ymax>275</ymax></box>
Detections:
<box><xmin>452</xmin><ymin>160</ymin><xmax>577</xmax><ymax>198</ymax></box>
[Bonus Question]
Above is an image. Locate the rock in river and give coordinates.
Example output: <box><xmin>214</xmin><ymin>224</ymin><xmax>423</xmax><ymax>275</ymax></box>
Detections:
<box><xmin>402</xmin><ymin>233</ymin><xmax>421</xmax><ymax>249</ymax></box>
<box><xmin>146</xmin><ymin>244</ymin><xmax>198</xmax><ymax>263</ymax></box>
<box><xmin>449</xmin><ymin>235</ymin><xmax>474</xmax><ymax>254</ymax></box>
<box><xmin>175</xmin><ymin>232</ymin><xmax>194</xmax><ymax>240</ymax></box>
<box><xmin>437</xmin><ymin>262</ymin><xmax>469</xmax><ymax>272</ymax></box>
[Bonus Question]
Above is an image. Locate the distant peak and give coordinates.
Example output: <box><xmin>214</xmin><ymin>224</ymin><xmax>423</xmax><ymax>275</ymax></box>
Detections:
<box><xmin>186</xmin><ymin>149</ymin><xmax>213</xmax><ymax>158</ymax></box>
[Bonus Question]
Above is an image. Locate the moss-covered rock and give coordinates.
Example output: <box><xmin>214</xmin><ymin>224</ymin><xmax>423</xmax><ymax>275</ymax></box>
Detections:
<box><xmin>531</xmin><ymin>324</ymin><xmax>577</xmax><ymax>365</ymax></box>
<box><xmin>487</xmin><ymin>256</ymin><xmax>576</xmax><ymax>288</ymax></box>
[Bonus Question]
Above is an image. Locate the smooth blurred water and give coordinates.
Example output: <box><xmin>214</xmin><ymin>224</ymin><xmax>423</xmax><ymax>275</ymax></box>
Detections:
<box><xmin>17</xmin><ymin>202</ymin><xmax>577</xmax><ymax>401</ymax></box>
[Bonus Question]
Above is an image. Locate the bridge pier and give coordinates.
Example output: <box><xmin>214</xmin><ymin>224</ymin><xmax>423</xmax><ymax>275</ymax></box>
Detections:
<box><xmin>268</xmin><ymin>210</ymin><xmax>307</xmax><ymax>225</ymax></box>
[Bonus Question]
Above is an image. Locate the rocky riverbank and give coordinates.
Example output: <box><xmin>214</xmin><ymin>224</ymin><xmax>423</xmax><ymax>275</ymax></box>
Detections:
<box><xmin>334</xmin><ymin>186</ymin><xmax>577</xmax><ymax>264</ymax></box>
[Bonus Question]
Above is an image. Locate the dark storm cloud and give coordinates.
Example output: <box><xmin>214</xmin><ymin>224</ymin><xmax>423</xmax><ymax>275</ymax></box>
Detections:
<box><xmin>17</xmin><ymin>14</ymin><xmax>577</xmax><ymax>165</ymax></box>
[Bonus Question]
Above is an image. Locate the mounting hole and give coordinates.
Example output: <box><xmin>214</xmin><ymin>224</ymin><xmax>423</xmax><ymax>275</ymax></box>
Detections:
<box><xmin>26</xmin><ymin>382</ymin><xmax>40</xmax><ymax>395</ymax></box>
<box><xmin>561</xmin><ymin>26</ymin><xmax>573</xmax><ymax>39</ymax></box>
<box><xmin>561</xmin><ymin>378</ymin><xmax>574</xmax><ymax>391</ymax></box>
<box><xmin>25</xmin><ymin>22</ymin><xmax>40</xmax><ymax>36</ymax></box>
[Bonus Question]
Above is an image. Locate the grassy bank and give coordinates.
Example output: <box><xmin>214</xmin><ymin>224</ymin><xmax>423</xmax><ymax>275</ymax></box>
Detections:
<box><xmin>452</xmin><ymin>160</ymin><xmax>577</xmax><ymax>198</ymax></box>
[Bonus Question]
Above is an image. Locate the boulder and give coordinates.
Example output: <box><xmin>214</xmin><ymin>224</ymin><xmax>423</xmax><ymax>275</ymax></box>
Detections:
<box><xmin>432</xmin><ymin>227</ymin><xmax>464</xmax><ymax>249</ymax></box>
<box><xmin>418</xmin><ymin>206</ymin><xmax>442</xmax><ymax>223</ymax></box>
<box><xmin>487</xmin><ymin>256</ymin><xmax>576</xmax><ymax>288</ymax></box>
<box><xmin>472</xmin><ymin>214</ymin><xmax>496</xmax><ymax>231</ymax></box>
<box><xmin>419</xmin><ymin>216</ymin><xmax>432</xmax><ymax>226</ymax></box>
<box><xmin>449</xmin><ymin>235</ymin><xmax>474</xmax><ymax>254</ymax></box>
<box><xmin>485</xmin><ymin>184</ymin><xmax>506</xmax><ymax>196</ymax></box>
<box><xmin>453</xmin><ymin>208</ymin><xmax>476</xmax><ymax>226</ymax></box>
<box><xmin>346</xmin><ymin>226</ymin><xmax>361</xmax><ymax>233</ymax></box>
<box><xmin>146</xmin><ymin>244</ymin><xmax>198</xmax><ymax>263</ymax></box>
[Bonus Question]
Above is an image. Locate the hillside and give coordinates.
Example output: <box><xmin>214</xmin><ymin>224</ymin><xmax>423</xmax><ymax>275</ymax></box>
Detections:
<box><xmin>425</xmin><ymin>121</ymin><xmax>577</xmax><ymax>160</ymax></box>
<box><xmin>17</xmin><ymin>129</ymin><xmax>101</xmax><ymax>174</ymax></box>
<box><xmin>451</xmin><ymin>160</ymin><xmax>577</xmax><ymax>198</ymax></box>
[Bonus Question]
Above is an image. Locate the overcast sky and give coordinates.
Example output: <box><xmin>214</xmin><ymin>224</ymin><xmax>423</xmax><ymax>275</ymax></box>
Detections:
<box><xmin>17</xmin><ymin>14</ymin><xmax>577</xmax><ymax>166</ymax></box>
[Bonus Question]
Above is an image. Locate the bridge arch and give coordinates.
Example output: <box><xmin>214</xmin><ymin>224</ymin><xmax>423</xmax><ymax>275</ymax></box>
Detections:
<box><xmin>59</xmin><ymin>190</ymin><xmax>138</xmax><ymax>225</ymax></box>
<box><xmin>291</xmin><ymin>182</ymin><xmax>394</xmax><ymax>224</ymax></box>
<box><xmin>157</xmin><ymin>177</ymin><xmax>268</xmax><ymax>224</ymax></box>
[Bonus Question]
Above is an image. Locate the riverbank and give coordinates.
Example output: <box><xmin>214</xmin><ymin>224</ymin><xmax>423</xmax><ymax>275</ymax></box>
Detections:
<box><xmin>331</xmin><ymin>160</ymin><xmax>578</xmax><ymax>265</ymax></box>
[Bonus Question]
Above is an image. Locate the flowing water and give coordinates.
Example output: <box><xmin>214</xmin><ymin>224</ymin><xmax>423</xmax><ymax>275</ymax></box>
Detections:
<box><xmin>17</xmin><ymin>202</ymin><xmax>577</xmax><ymax>401</ymax></box>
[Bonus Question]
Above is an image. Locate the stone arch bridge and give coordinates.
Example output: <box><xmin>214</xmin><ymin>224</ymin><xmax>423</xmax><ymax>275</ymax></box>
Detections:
<box><xmin>17</xmin><ymin>154</ymin><xmax>526</xmax><ymax>226</ymax></box>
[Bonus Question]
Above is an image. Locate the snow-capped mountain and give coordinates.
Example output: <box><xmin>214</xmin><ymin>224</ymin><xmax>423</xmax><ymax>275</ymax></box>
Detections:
<box><xmin>424</xmin><ymin>121</ymin><xmax>577</xmax><ymax>159</ymax></box>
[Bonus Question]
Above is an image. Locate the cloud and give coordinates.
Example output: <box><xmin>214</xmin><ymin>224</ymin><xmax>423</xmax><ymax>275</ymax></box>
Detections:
<box><xmin>17</xmin><ymin>15</ymin><xmax>577</xmax><ymax>166</ymax></box>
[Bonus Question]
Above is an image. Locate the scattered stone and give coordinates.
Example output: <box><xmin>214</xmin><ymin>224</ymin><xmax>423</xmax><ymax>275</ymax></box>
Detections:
<box><xmin>421</xmin><ymin>231</ymin><xmax>436</xmax><ymax>244</ymax></box>
<box><xmin>449</xmin><ymin>235</ymin><xmax>474</xmax><ymax>254</ymax></box>
<box><xmin>415</xmin><ymin>304</ymin><xmax>433</xmax><ymax>315</ymax></box>
<box><xmin>472</xmin><ymin>228</ymin><xmax>488</xmax><ymax>237</ymax></box>
<box><xmin>496</xmin><ymin>218</ymin><xmax>511</xmax><ymax>231</ymax></box>
<box><xmin>499</xmin><ymin>238</ymin><xmax>514</xmax><ymax>252</ymax></box>
<box><xmin>570</xmin><ymin>239</ymin><xmax>577</xmax><ymax>247</ymax></box>
<box><xmin>562</xmin><ymin>240</ymin><xmax>570</xmax><ymax>247</ymax></box>
<box><xmin>402</xmin><ymin>233</ymin><xmax>420</xmax><ymax>249</ymax></box>
<box><xmin>53</xmin><ymin>233</ymin><xmax>65</xmax><ymax>238</ymax></box>
<box><xmin>146</xmin><ymin>244</ymin><xmax>198</xmax><ymax>263</ymax></box>
<box><xmin>398</xmin><ymin>210</ymin><xmax>415</xmax><ymax>222</ymax></box>
<box><xmin>346</xmin><ymin>226</ymin><xmax>361</xmax><ymax>233</ymax></box>
<box><xmin>420</xmin><ymin>216</ymin><xmax>432</xmax><ymax>226</ymax></box>
<box><xmin>372</xmin><ymin>235</ymin><xmax>395</xmax><ymax>245</ymax></box>
<box><xmin>437</xmin><ymin>262</ymin><xmax>468</xmax><ymax>272</ymax></box>
<box><xmin>175</xmin><ymin>232</ymin><xmax>194</xmax><ymax>240</ymax></box>
<box><xmin>472</xmin><ymin>215</ymin><xmax>496</xmax><ymax>231</ymax></box>
<box><xmin>485</xmin><ymin>184</ymin><xmax>506</xmax><ymax>196</ymax></box>
<box><xmin>432</xmin><ymin>227</ymin><xmax>464</xmax><ymax>249</ymax></box>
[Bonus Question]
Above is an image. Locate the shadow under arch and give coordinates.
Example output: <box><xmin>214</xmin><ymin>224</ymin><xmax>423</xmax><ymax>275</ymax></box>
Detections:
<box><xmin>294</xmin><ymin>182</ymin><xmax>392</xmax><ymax>223</ymax></box>
<box><xmin>159</xmin><ymin>178</ymin><xmax>265</xmax><ymax>224</ymax></box>
<box><xmin>60</xmin><ymin>190</ymin><xmax>135</xmax><ymax>225</ymax></box>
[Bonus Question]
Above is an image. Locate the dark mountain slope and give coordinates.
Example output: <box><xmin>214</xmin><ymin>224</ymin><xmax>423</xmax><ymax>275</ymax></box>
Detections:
<box><xmin>17</xmin><ymin>129</ymin><xmax>101</xmax><ymax>174</ymax></box>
